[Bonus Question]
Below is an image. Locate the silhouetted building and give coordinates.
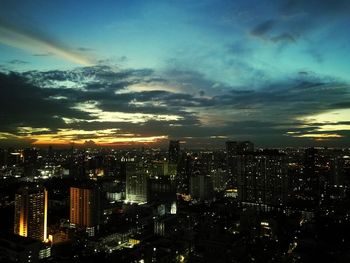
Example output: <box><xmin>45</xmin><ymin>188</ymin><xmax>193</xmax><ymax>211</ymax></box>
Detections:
<box><xmin>226</xmin><ymin>141</ymin><xmax>254</xmax><ymax>186</ymax></box>
<box><xmin>303</xmin><ymin>148</ymin><xmax>321</xmax><ymax>203</ymax></box>
<box><xmin>190</xmin><ymin>174</ymin><xmax>214</xmax><ymax>201</ymax></box>
<box><xmin>14</xmin><ymin>185</ymin><xmax>48</xmax><ymax>242</ymax></box>
<box><xmin>168</xmin><ymin>140</ymin><xmax>180</xmax><ymax>164</ymax></box>
<box><xmin>178</xmin><ymin>152</ymin><xmax>194</xmax><ymax>193</ymax></box>
<box><xmin>148</xmin><ymin>177</ymin><xmax>177</xmax><ymax>204</ymax></box>
<box><xmin>0</xmin><ymin>148</ymin><xmax>6</xmax><ymax>166</ymax></box>
<box><xmin>330</xmin><ymin>155</ymin><xmax>350</xmax><ymax>186</ymax></box>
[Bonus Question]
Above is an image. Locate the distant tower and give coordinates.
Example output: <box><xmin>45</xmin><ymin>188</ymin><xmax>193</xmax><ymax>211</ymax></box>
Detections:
<box><xmin>14</xmin><ymin>185</ymin><xmax>48</xmax><ymax>242</ymax></box>
<box><xmin>304</xmin><ymin>147</ymin><xmax>320</xmax><ymax>201</ymax></box>
<box><xmin>168</xmin><ymin>140</ymin><xmax>180</xmax><ymax>164</ymax></box>
<box><xmin>70</xmin><ymin>184</ymin><xmax>101</xmax><ymax>236</ymax></box>
<box><xmin>226</xmin><ymin>141</ymin><xmax>238</xmax><ymax>186</ymax></box>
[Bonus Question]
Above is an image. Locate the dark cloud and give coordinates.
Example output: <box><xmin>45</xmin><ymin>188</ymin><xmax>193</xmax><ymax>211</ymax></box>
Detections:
<box><xmin>77</xmin><ymin>47</ymin><xmax>95</xmax><ymax>52</ymax></box>
<box><xmin>33</xmin><ymin>52</ymin><xmax>53</xmax><ymax>57</ymax></box>
<box><xmin>251</xmin><ymin>0</ymin><xmax>350</xmax><ymax>48</ymax></box>
<box><xmin>214</xmin><ymin>80</ymin><xmax>350</xmax><ymax>118</ymax></box>
<box><xmin>0</xmin><ymin>72</ymin><xmax>93</xmax><ymax>133</ymax></box>
<box><xmin>1</xmin><ymin>65</ymin><xmax>350</xmax><ymax>147</ymax></box>
<box><xmin>251</xmin><ymin>20</ymin><xmax>276</xmax><ymax>37</ymax></box>
<box><xmin>281</xmin><ymin>0</ymin><xmax>350</xmax><ymax>17</ymax></box>
<box><xmin>7</xmin><ymin>59</ymin><xmax>29</xmax><ymax>65</ymax></box>
<box><xmin>251</xmin><ymin>20</ymin><xmax>297</xmax><ymax>44</ymax></box>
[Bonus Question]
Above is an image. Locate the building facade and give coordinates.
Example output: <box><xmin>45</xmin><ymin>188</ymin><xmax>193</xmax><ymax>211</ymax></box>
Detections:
<box><xmin>70</xmin><ymin>185</ymin><xmax>101</xmax><ymax>235</ymax></box>
<box><xmin>14</xmin><ymin>185</ymin><xmax>48</xmax><ymax>242</ymax></box>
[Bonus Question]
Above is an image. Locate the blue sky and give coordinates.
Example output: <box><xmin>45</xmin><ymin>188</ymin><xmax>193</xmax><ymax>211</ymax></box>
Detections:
<box><xmin>1</xmin><ymin>0</ymin><xmax>350</xmax><ymax>147</ymax></box>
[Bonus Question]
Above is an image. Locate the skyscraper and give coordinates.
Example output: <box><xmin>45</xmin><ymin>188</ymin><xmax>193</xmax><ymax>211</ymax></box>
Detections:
<box><xmin>190</xmin><ymin>174</ymin><xmax>214</xmax><ymax>201</ymax></box>
<box><xmin>70</xmin><ymin>184</ymin><xmax>101</xmax><ymax>236</ymax></box>
<box><xmin>226</xmin><ymin>141</ymin><xmax>254</xmax><ymax>187</ymax></box>
<box><xmin>168</xmin><ymin>140</ymin><xmax>180</xmax><ymax>164</ymax></box>
<box><xmin>125</xmin><ymin>162</ymin><xmax>148</xmax><ymax>203</ymax></box>
<box><xmin>303</xmin><ymin>147</ymin><xmax>321</xmax><ymax>203</ymax></box>
<box><xmin>237</xmin><ymin>150</ymin><xmax>287</xmax><ymax>209</ymax></box>
<box><xmin>14</xmin><ymin>185</ymin><xmax>48</xmax><ymax>242</ymax></box>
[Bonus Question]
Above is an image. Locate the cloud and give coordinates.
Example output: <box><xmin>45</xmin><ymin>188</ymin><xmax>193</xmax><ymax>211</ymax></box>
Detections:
<box><xmin>1</xmin><ymin>65</ymin><xmax>350</xmax><ymax>147</ymax></box>
<box><xmin>33</xmin><ymin>52</ymin><xmax>53</xmax><ymax>57</ymax></box>
<box><xmin>0</xmin><ymin>72</ymin><xmax>93</xmax><ymax>133</ymax></box>
<box><xmin>7</xmin><ymin>59</ymin><xmax>28</xmax><ymax>65</ymax></box>
<box><xmin>251</xmin><ymin>20</ymin><xmax>276</xmax><ymax>37</ymax></box>
<box><xmin>252</xmin><ymin>0</ymin><xmax>350</xmax><ymax>43</ymax></box>
<box><xmin>77</xmin><ymin>47</ymin><xmax>95</xmax><ymax>52</ymax></box>
<box><xmin>0</xmin><ymin>18</ymin><xmax>93</xmax><ymax>66</ymax></box>
<box><xmin>250</xmin><ymin>20</ymin><xmax>297</xmax><ymax>44</ymax></box>
<box><xmin>280</xmin><ymin>0</ymin><xmax>350</xmax><ymax>17</ymax></box>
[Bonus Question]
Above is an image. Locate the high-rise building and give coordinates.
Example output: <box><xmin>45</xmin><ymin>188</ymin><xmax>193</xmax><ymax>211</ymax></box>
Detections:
<box><xmin>125</xmin><ymin>162</ymin><xmax>148</xmax><ymax>203</ymax></box>
<box><xmin>70</xmin><ymin>184</ymin><xmax>101</xmax><ymax>236</ymax></box>
<box><xmin>303</xmin><ymin>147</ymin><xmax>321</xmax><ymax>203</ymax></box>
<box><xmin>168</xmin><ymin>140</ymin><xmax>180</xmax><ymax>164</ymax></box>
<box><xmin>148</xmin><ymin>177</ymin><xmax>177</xmax><ymax>203</ymax></box>
<box><xmin>177</xmin><ymin>152</ymin><xmax>195</xmax><ymax>194</ymax></box>
<box><xmin>238</xmin><ymin>141</ymin><xmax>254</xmax><ymax>154</ymax></box>
<box><xmin>330</xmin><ymin>155</ymin><xmax>350</xmax><ymax>186</ymax></box>
<box><xmin>190</xmin><ymin>174</ymin><xmax>214</xmax><ymax>201</ymax></box>
<box><xmin>14</xmin><ymin>185</ymin><xmax>48</xmax><ymax>242</ymax></box>
<box><xmin>211</xmin><ymin>168</ymin><xmax>229</xmax><ymax>191</ymax></box>
<box><xmin>150</xmin><ymin>160</ymin><xmax>177</xmax><ymax>180</ymax></box>
<box><xmin>237</xmin><ymin>150</ymin><xmax>287</xmax><ymax>209</ymax></box>
<box><xmin>226</xmin><ymin>141</ymin><xmax>254</xmax><ymax>187</ymax></box>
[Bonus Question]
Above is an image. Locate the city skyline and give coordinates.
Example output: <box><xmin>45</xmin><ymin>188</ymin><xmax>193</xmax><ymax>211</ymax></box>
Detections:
<box><xmin>1</xmin><ymin>0</ymin><xmax>350</xmax><ymax>148</ymax></box>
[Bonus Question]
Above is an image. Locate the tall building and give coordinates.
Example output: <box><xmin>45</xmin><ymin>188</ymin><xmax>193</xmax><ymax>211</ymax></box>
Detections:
<box><xmin>125</xmin><ymin>162</ymin><xmax>148</xmax><ymax>203</ymax></box>
<box><xmin>168</xmin><ymin>140</ymin><xmax>180</xmax><ymax>164</ymax></box>
<box><xmin>150</xmin><ymin>161</ymin><xmax>177</xmax><ymax>179</ymax></box>
<box><xmin>14</xmin><ymin>185</ymin><xmax>48</xmax><ymax>242</ymax></box>
<box><xmin>226</xmin><ymin>141</ymin><xmax>254</xmax><ymax>187</ymax></box>
<box><xmin>237</xmin><ymin>150</ymin><xmax>287</xmax><ymax>209</ymax></box>
<box><xmin>303</xmin><ymin>147</ymin><xmax>321</xmax><ymax>203</ymax></box>
<box><xmin>70</xmin><ymin>184</ymin><xmax>101</xmax><ymax>236</ymax></box>
<box><xmin>190</xmin><ymin>174</ymin><xmax>214</xmax><ymax>201</ymax></box>
<box><xmin>176</xmin><ymin>152</ymin><xmax>193</xmax><ymax>194</ymax></box>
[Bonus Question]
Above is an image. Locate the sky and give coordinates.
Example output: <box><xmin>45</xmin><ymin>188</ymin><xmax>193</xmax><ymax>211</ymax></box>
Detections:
<box><xmin>0</xmin><ymin>0</ymin><xmax>350</xmax><ymax>148</ymax></box>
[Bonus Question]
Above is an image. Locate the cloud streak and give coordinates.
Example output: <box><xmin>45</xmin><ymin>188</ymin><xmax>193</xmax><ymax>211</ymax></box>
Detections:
<box><xmin>0</xmin><ymin>19</ymin><xmax>93</xmax><ymax>66</ymax></box>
